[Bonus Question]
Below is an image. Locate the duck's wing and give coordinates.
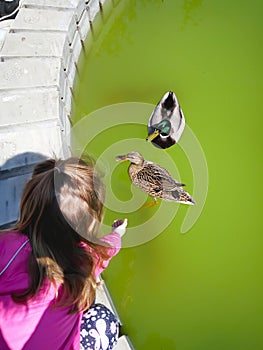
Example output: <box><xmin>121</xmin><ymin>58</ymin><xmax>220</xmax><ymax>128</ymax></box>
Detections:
<box><xmin>135</xmin><ymin>162</ymin><xmax>185</xmax><ymax>192</ymax></box>
<box><xmin>148</xmin><ymin>91</ymin><xmax>176</xmax><ymax>127</ymax></box>
<box><xmin>170</xmin><ymin>107</ymin><xmax>185</xmax><ymax>142</ymax></box>
<box><xmin>148</xmin><ymin>103</ymin><xmax>163</xmax><ymax>127</ymax></box>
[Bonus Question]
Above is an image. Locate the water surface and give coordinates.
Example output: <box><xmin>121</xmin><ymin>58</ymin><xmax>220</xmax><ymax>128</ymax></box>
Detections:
<box><xmin>73</xmin><ymin>1</ymin><xmax>263</xmax><ymax>349</ymax></box>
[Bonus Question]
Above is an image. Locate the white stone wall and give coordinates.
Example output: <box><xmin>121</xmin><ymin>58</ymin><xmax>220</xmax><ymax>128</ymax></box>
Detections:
<box><xmin>0</xmin><ymin>0</ymin><xmax>106</xmax><ymax>226</ymax></box>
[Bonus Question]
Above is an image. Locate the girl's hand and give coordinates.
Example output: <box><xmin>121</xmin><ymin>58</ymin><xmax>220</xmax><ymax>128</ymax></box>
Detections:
<box><xmin>112</xmin><ymin>218</ymin><xmax>128</xmax><ymax>237</ymax></box>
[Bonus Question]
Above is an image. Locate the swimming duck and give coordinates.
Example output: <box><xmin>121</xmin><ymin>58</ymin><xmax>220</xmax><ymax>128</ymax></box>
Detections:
<box><xmin>116</xmin><ymin>151</ymin><xmax>195</xmax><ymax>206</ymax></box>
<box><xmin>146</xmin><ymin>91</ymin><xmax>185</xmax><ymax>149</ymax></box>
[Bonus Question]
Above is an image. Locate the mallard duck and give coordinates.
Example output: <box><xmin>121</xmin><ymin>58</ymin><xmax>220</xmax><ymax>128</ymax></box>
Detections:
<box><xmin>116</xmin><ymin>151</ymin><xmax>195</xmax><ymax>206</ymax></box>
<box><xmin>146</xmin><ymin>91</ymin><xmax>185</xmax><ymax>149</ymax></box>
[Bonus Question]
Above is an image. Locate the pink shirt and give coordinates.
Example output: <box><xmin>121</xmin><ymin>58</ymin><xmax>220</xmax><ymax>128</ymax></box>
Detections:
<box><xmin>0</xmin><ymin>231</ymin><xmax>121</xmax><ymax>350</ymax></box>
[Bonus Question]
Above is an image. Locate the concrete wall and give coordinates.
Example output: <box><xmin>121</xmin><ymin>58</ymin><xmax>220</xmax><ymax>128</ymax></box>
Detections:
<box><xmin>0</xmin><ymin>0</ymin><xmax>109</xmax><ymax>227</ymax></box>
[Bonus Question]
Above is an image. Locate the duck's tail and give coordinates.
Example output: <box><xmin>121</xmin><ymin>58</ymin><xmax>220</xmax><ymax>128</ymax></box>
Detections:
<box><xmin>172</xmin><ymin>189</ymin><xmax>195</xmax><ymax>205</ymax></box>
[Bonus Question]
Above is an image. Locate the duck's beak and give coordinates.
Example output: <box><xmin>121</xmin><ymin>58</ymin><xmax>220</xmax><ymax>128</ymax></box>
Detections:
<box><xmin>146</xmin><ymin>129</ymin><xmax>160</xmax><ymax>142</ymax></box>
<box><xmin>116</xmin><ymin>155</ymin><xmax>128</xmax><ymax>162</ymax></box>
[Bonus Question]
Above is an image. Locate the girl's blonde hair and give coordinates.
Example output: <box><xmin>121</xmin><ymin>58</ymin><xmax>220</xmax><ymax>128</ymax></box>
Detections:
<box><xmin>13</xmin><ymin>157</ymin><xmax>109</xmax><ymax>313</ymax></box>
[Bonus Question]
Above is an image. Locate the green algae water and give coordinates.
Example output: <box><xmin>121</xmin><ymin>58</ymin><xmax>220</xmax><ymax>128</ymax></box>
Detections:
<box><xmin>73</xmin><ymin>0</ymin><xmax>263</xmax><ymax>349</ymax></box>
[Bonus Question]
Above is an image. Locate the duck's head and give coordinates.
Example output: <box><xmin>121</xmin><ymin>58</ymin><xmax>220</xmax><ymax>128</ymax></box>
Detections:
<box><xmin>146</xmin><ymin>119</ymin><xmax>171</xmax><ymax>142</ymax></box>
<box><xmin>116</xmin><ymin>151</ymin><xmax>144</xmax><ymax>165</ymax></box>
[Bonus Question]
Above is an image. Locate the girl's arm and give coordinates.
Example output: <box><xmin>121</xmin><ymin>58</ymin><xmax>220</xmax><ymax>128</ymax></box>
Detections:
<box><xmin>94</xmin><ymin>219</ymin><xmax>128</xmax><ymax>278</ymax></box>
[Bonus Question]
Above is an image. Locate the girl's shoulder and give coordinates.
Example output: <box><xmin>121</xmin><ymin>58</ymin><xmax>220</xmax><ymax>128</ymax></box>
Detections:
<box><xmin>0</xmin><ymin>231</ymin><xmax>31</xmax><ymax>280</ymax></box>
<box><xmin>0</xmin><ymin>231</ymin><xmax>31</xmax><ymax>263</ymax></box>
<box><xmin>0</xmin><ymin>231</ymin><xmax>28</xmax><ymax>246</ymax></box>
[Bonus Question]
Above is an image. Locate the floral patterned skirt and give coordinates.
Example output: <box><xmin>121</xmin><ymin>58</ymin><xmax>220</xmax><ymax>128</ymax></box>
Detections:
<box><xmin>80</xmin><ymin>303</ymin><xmax>119</xmax><ymax>350</ymax></box>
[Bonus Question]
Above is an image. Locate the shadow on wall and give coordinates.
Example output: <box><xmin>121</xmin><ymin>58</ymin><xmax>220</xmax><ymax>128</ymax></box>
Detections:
<box><xmin>0</xmin><ymin>152</ymin><xmax>47</xmax><ymax>229</ymax></box>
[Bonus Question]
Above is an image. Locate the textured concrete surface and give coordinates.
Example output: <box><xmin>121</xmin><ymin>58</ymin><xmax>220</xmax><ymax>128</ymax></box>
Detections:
<box><xmin>0</xmin><ymin>0</ymin><xmax>89</xmax><ymax>226</ymax></box>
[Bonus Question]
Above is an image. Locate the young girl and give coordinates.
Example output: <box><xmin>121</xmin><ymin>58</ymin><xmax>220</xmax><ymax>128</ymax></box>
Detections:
<box><xmin>0</xmin><ymin>157</ymin><xmax>127</xmax><ymax>350</ymax></box>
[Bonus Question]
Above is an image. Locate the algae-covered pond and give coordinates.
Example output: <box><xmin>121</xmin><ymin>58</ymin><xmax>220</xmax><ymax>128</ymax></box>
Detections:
<box><xmin>73</xmin><ymin>0</ymin><xmax>263</xmax><ymax>348</ymax></box>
